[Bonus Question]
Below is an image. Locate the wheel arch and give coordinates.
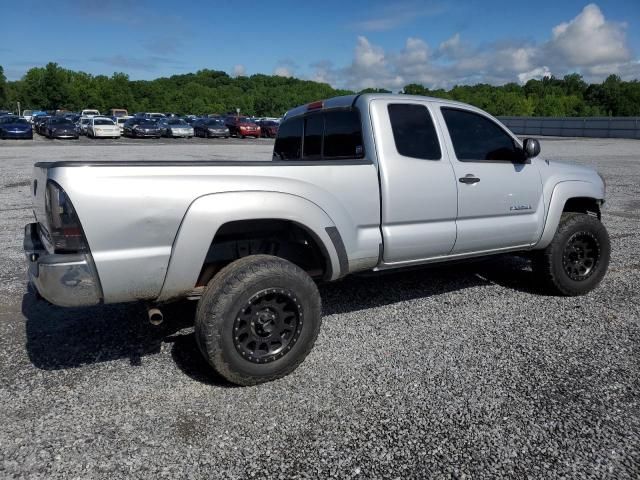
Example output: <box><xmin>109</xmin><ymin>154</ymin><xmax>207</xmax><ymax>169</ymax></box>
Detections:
<box><xmin>534</xmin><ymin>181</ymin><xmax>605</xmax><ymax>249</ymax></box>
<box><xmin>157</xmin><ymin>191</ymin><xmax>344</xmax><ymax>302</ymax></box>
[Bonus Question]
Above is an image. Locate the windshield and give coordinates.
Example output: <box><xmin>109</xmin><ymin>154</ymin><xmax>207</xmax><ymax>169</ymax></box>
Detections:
<box><xmin>138</xmin><ymin>122</ymin><xmax>156</xmax><ymax>127</ymax></box>
<box><xmin>81</xmin><ymin>118</ymin><xmax>91</xmax><ymax>124</ymax></box>
<box><xmin>83</xmin><ymin>110</ymin><xmax>99</xmax><ymax>114</ymax></box>
<box><xmin>168</xmin><ymin>119</ymin><xmax>187</xmax><ymax>125</ymax></box>
<box><xmin>94</xmin><ymin>119</ymin><xmax>114</xmax><ymax>125</ymax></box>
<box><xmin>207</xmin><ymin>119</ymin><xmax>225</xmax><ymax>126</ymax></box>
<box><xmin>51</xmin><ymin>118</ymin><xmax>73</xmax><ymax>124</ymax></box>
<box><xmin>117</xmin><ymin>118</ymin><xmax>127</xmax><ymax>124</ymax></box>
<box><xmin>262</xmin><ymin>121</ymin><xmax>278</xmax><ymax>126</ymax></box>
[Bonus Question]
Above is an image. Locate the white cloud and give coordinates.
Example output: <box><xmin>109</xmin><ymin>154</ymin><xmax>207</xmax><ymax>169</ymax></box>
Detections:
<box><xmin>274</xmin><ymin>67</ymin><xmax>293</xmax><ymax>77</ymax></box>
<box><xmin>548</xmin><ymin>3</ymin><xmax>630</xmax><ymax>67</ymax></box>
<box><xmin>351</xmin><ymin>2</ymin><xmax>445</xmax><ymax>32</ymax></box>
<box><xmin>232</xmin><ymin>64</ymin><xmax>246</xmax><ymax>77</ymax></box>
<box><xmin>327</xmin><ymin>3</ymin><xmax>637</xmax><ymax>91</ymax></box>
<box><xmin>518</xmin><ymin>66</ymin><xmax>552</xmax><ymax>84</ymax></box>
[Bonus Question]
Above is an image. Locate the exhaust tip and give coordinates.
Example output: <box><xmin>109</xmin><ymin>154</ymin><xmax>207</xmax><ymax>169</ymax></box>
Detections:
<box><xmin>148</xmin><ymin>307</ymin><xmax>164</xmax><ymax>326</ymax></box>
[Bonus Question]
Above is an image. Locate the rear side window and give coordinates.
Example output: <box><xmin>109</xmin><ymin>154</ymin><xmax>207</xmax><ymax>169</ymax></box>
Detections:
<box><xmin>441</xmin><ymin>108</ymin><xmax>522</xmax><ymax>162</ymax></box>
<box><xmin>303</xmin><ymin>114</ymin><xmax>323</xmax><ymax>159</ymax></box>
<box><xmin>274</xmin><ymin>109</ymin><xmax>364</xmax><ymax>161</ymax></box>
<box><xmin>273</xmin><ymin>117</ymin><xmax>303</xmax><ymax>160</ymax></box>
<box><xmin>323</xmin><ymin>110</ymin><xmax>364</xmax><ymax>158</ymax></box>
<box><xmin>388</xmin><ymin>104</ymin><xmax>441</xmax><ymax>160</ymax></box>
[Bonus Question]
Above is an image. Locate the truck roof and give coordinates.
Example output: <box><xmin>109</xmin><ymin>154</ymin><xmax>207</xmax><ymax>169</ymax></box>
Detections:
<box><xmin>283</xmin><ymin>93</ymin><xmax>474</xmax><ymax>119</ymax></box>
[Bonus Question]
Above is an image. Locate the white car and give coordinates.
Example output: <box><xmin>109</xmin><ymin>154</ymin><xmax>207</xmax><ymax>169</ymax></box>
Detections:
<box><xmin>87</xmin><ymin>117</ymin><xmax>120</xmax><ymax>138</ymax></box>
<box><xmin>22</xmin><ymin>110</ymin><xmax>33</xmax><ymax>123</ymax></box>
<box><xmin>115</xmin><ymin>116</ymin><xmax>132</xmax><ymax>134</ymax></box>
<box><xmin>81</xmin><ymin>109</ymin><xmax>101</xmax><ymax>118</ymax></box>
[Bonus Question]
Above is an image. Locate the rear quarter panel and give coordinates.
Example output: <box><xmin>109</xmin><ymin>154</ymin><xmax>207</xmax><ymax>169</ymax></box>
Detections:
<box><xmin>46</xmin><ymin>162</ymin><xmax>381</xmax><ymax>303</ymax></box>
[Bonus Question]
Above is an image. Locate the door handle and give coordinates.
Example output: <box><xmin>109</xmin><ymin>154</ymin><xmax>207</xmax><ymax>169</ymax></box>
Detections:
<box><xmin>459</xmin><ymin>174</ymin><xmax>480</xmax><ymax>184</ymax></box>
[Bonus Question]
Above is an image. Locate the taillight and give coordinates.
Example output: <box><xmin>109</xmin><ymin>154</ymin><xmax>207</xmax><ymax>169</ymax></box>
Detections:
<box><xmin>45</xmin><ymin>181</ymin><xmax>88</xmax><ymax>253</ymax></box>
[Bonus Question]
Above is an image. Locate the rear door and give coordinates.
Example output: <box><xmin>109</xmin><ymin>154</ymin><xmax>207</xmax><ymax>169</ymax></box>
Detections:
<box><xmin>436</xmin><ymin>106</ymin><xmax>544</xmax><ymax>253</ymax></box>
<box><xmin>371</xmin><ymin>99</ymin><xmax>458</xmax><ymax>263</ymax></box>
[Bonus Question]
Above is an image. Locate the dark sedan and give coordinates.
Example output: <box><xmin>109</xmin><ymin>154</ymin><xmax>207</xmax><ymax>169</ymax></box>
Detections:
<box><xmin>258</xmin><ymin>120</ymin><xmax>279</xmax><ymax>138</ymax></box>
<box><xmin>0</xmin><ymin>116</ymin><xmax>33</xmax><ymax>139</ymax></box>
<box><xmin>194</xmin><ymin>118</ymin><xmax>230</xmax><ymax>138</ymax></box>
<box><xmin>123</xmin><ymin>119</ymin><xmax>162</xmax><ymax>138</ymax></box>
<box><xmin>225</xmin><ymin>116</ymin><xmax>261</xmax><ymax>138</ymax></box>
<box><xmin>44</xmin><ymin>117</ymin><xmax>79</xmax><ymax>139</ymax></box>
<box><xmin>33</xmin><ymin>115</ymin><xmax>50</xmax><ymax>135</ymax></box>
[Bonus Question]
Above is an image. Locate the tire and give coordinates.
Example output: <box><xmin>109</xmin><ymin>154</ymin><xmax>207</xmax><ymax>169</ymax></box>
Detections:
<box><xmin>532</xmin><ymin>212</ymin><xmax>610</xmax><ymax>296</ymax></box>
<box><xmin>195</xmin><ymin>255</ymin><xmax>322</xmax><ymax>386</ymax></box>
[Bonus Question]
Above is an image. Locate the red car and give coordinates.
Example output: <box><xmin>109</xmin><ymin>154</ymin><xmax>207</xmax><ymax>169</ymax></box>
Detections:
<box><xmin>258</xmin><ymin>120</ymin><xmax>279</xmax><ymax>138</ymax></box>
<box><xmin>225</xmin><ymin>116</ymin><xmax>261</xmax><ymax>138</ymax></box>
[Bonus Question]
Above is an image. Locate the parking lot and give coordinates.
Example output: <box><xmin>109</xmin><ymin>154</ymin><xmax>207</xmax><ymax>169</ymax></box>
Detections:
<box><xmin>0</xmin><ymin>137</ymin><xmax>638</xmax><ymax>478</ymax></box>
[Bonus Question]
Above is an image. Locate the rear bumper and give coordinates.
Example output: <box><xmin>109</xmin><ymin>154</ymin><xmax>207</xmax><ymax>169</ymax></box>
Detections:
<box><xmin>24</xmin><ymin>223</ymin><xmax>102</xmax><ymax>307</ymax></box>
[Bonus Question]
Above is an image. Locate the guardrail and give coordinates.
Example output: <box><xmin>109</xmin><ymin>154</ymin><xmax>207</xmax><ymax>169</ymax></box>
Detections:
<box><xmin>498</xmin><ymin>116</ymin><xmax>640</xmax><ymax>139</ymax></box>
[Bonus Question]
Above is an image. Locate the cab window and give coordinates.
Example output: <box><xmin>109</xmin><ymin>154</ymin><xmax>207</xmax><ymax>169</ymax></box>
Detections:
<box><xmin>441</xmin><ymin>108</ymin><xmax>522</xmax><ymax>162</ymax></box>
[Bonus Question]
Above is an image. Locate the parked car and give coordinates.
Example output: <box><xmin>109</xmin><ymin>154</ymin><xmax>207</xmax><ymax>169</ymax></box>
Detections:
<box><xmin>258</xmin><ymin>120</ymin><xmax>279</xmax><ymax>138</ymax></box>
<box><xmin>123</xmin><ymin>118</ymin><xmax>162</xmax><ymax>138</ymax></box>
<box><xmin>22</xmin><ymin>93</ymin><xmax>611</xmax><ymax>386</ymax></box>
<box><xmin>77</xmin><ymin>117</ymin><xmax>92</xmax><ymax>135</ymax></box>
<box><xmin>81</xmin><ymin>109</ymin><xmax>101</xmax><ymax>118</ymax></box>
<box><xmin>225</xmin><ymin>116</ymin><xmax>261</xmax><ymax>138</ymax></box>
<box><xmin>22</xmin><ymin>110</ymin><xmax>34</xmax><ymax>123</ymax></box>
<box><xmin>160</xmin><ymin>118</ymin><xmax>194</xmax><ymax>138</ymax></box>
<box><xmin>33</xmin><ymin>115</ymin><xmax>51</xmax><ymax>134</ymax></box>
<box><xmin>108</xmin><ymin>109</ymin><xmax>128</xmax><ymax>117</ymax></box>
<box><xmin>113</xmin><ymin>116</ymin><xmax>132</xmax><ymax>134</ymax></box>
<box><xmin>44</xmin><ymin>116</ymin><xmax>79</xmax><ymax>139</ymax></box>
<box><xmin>29</xmin><ymin>111</ymin><xmax>48</xmax><ymax>124</ymax></box>
<box><xmin>194</xmin><ymin>118</ymin><xmax>230</xmax><ymax>138</ymax></box>
<box><xmin>0</xmin><ymin>116</ymin><xmax>33</xmax><ymax>139</ymax></box>
<box><xmin>87</xmin><ymin>117</ymin><xmax>120</xmax><ymax>139</ymax></box>
<box><xmin>144</xmin><ymin>112</ymin><xmax>166</xmax><ymax>119</ymax></box>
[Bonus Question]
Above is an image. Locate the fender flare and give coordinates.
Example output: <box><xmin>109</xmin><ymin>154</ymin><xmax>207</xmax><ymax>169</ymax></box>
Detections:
<box><xmin>534</xmin><ymin>180</ymin><xmax>604</xmax><ymax>249</ymax></box>
<box><xmin>157</xmin><ymin>191</ymin><xmax>343</xmax><ymax>302</ymax></box>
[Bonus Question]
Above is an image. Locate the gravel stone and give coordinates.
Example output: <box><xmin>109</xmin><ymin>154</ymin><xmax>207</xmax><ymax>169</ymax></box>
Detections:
<box><xmin>0</xmin><ymin>136</ymin><xmax>638</xmax><ymax>478</ymax></box>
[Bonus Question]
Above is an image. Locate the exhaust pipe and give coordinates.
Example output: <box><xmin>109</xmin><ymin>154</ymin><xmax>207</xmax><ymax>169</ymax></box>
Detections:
<box><xmin>148</xmin><ymin>307</ymin><xmax>164</xmax><ymax>326</ymax></box>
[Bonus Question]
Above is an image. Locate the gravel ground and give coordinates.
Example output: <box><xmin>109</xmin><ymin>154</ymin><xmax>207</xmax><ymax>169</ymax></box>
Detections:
<box><xmin>0</xmin><ymin>137</ymin><xmax>638</xmax><ymax>478</ymax></box>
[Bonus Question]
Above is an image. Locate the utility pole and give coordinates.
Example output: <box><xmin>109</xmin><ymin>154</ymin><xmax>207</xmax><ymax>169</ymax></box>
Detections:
<box><xmin>17</xmin><ymin>101</ymin><xmax>21</xmax><ymax>116</ymax></box>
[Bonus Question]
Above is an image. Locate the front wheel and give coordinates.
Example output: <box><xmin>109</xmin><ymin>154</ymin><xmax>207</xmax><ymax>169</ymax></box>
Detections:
<box><xmin>532</xmin><ymin>212</ymin><xmax>610</xmax><ymax>296</ymax></box>
<box><xmin>195</xmin><ymin>255</ymin><xmax>322</xmax><ymax>386</ymax></box>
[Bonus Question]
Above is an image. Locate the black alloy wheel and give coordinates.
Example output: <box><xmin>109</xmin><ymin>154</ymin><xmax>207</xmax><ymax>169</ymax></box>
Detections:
<box><xmin>562</xmin><ymin>231</ymin><xmax>600</xmax><ymax>280</ymax></box>
<box><xmin>232</xmin><ymin>288</ymin><xmax>303</xmax><ymax>364</ymax></box>
<box><xmin>532</xmin><ymin>212</ymin><xmax>610</xmax><ymax>296</ymax></box>
<box><xmin>195</xmin><ymin>255</ymin><xmax>322</xmax><ymax>385</ymax></box>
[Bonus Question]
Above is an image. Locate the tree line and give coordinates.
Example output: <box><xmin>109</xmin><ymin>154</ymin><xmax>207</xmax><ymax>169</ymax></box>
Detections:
<box><xmin>0</xmin><ymin>63</ymin><xmax>638</xmax><ymax>117</ymax></box>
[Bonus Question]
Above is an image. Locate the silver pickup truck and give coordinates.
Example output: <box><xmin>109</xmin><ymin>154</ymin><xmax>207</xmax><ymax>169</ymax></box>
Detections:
<box><xmin>24</xmin><ymin>94</ymin><xmax>609</xmax><ymax>385</ymax></box>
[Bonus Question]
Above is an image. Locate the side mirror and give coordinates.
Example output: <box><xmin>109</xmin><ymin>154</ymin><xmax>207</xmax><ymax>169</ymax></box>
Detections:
<box><xmin>523</xmin><ymin>138</ymin><xmax>541</xmax><ymax>158</ymax></box>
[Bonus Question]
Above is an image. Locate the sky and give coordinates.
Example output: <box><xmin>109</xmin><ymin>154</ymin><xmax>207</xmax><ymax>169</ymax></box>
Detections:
<box><xmin>1</xmin><ymin>0</ymin><xmax>638</xmax><ymax>90</ymax></box>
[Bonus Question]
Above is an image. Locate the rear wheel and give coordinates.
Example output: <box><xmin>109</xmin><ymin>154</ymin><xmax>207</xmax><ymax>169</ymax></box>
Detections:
<box><xmin>532</xmin><ymin>212</ymin><xmax>610</xmax><ymax>296</ymax></box>
<box><xmin>195</xmin><ymin>255</ymin><xmax>322</xmax><ymax>386</ymax></box>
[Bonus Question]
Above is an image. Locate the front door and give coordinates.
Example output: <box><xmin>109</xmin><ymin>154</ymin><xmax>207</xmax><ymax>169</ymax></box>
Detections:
<box><xmin>436</xmin><ymin>106</ymin><xmax>544</xmax><ymax>254</ymax></box>
<box><xmin>371</xmin><ymin>99</ymin><xmax>459</xmax><ymax>263</ymax></box>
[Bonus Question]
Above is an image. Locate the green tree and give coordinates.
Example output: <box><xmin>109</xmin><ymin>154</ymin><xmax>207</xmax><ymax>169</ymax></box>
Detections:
<box><xmin>0</xmin><ymin>65</ymin><xmax>6</xmax><ymax>108</ymax></box>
